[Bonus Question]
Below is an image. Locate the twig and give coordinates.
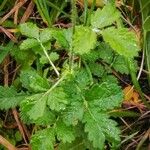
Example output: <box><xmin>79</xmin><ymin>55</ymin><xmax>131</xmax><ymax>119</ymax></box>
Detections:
<box><xmin>20</xmin><ymin>0</ymin><xmax>35</xmax><ymax>23</ymax></box>
<box><xmin>0</xmin><ymin>0</ymin><xmax>27</xmax><ymax>24</ymax></box>
<box><xmin>12</xmin><ymin>109</ymin><xmax>28</xmax><ymax>144</ymax></box>
<box><xmin>0</xmin><ymin>135</ymin><xmax>17</xmax><ymax>150</ymax></box>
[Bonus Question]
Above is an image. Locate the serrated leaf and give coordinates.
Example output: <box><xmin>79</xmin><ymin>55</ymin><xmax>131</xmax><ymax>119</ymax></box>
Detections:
<box><xmin>98</xmin><ymin>42</ymin><xmax>113</xmax><ymax>64</ymax></box>
<box><xmin>83</xmin><ymin>110</ymin><xmax>121</xmax><ymax>149</ymax></box>
<box><xmin>83</xmin><ymin>112</ymin><xmax>105</xmax><ymax>149</ymax></box>
<box><xmin>19</xmin><ymin>22</ymin><xmax>39</xmax><ymax>39</ymax></box>
<box><xmin>20</xmin><ymin>96</ymin><xmax>55</xmax><ymax>125</ymax></box>
<box><xmin>28</xmin><ymin>97</ymin><xmax>47</xmax><ymax>120</ymax></box>
<box><xmin>102</xmin><ymin>28</ymin><xmax>139</xmax><ymax>58</ymax></box>
<box><xmin>91</xmin><ymin>4</ymin><xmax>120</xmax><ymax>29</ymax></box>
<box><xmin>20</xmin><ymin>38</ymin><xmax>39</xmax><ymax>50</ymax></box>
<box><xmin>20</xmin><ymin>70</ymin><xmax>50</xmax><ymax>93</ymax></box>
<box><xmin>47</xmin><ymin>87</ymin><xmax>68</xmax><ymax>111</ymax></box>
<box><xmin>82</xmin><ymin>50</ymin><xmax>100</xmax><ymax>62</ymax></box>
<box><xmin>112</xmin><ymin>56</ymin><xmax>129</xmax><ymax>74</ymax></box>
<box><xmin>0</xmin><ymin>86</ymin><xmax>26</xmax><ymax>110</ymax></box>
<box><xmin>63</xmin><ymin>101</ymin><xmax>84</xmax><ymax>126</ymax></box>
<box><xmin>86</xmin><ymin>81</ymin><xmax>123</xmax><ymax>111</ymax></box>
<box><xmin>31</xmin><ymin>128</ymin><xmax>55</xmax><ymax>150</ymax></box>
<box><xmin>89</xmin><ymin>62</ymin><xmax>105</xmax><ymax>77</ymax></box>
<box><xmin>40</xmin><ymin>28</ymin><xmax>52</xmax><ymax>43</ymax></box>
<box><xmin>75</xmin><ymin>69</ymin><xmax>91</xmax><ymax>89</ymax></box>
<box><xmin>73</xmin><ymin>26</ymin><xmax>97</xmax><ymax>55</ymax></box>
<box><xmin>55</xmin><ymin>120</ymin><xmax>75</xmax><ymax>143</ymax></box>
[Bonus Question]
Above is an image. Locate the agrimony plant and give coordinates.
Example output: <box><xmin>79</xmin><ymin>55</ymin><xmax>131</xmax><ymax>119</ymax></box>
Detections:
<box><xmin>0</xmin><ymin>2</ymin><xmax>140</xmax><ymax>150</ymax></box>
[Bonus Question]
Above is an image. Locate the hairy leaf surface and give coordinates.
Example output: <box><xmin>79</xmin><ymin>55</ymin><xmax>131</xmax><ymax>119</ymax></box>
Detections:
<box><xmin>47</xmin><ymin>87</ymin><xmax>68</xmax><ymax>111</ymax></box>
<box><xmin>20</xmin><ymin>38</ymin><xmax>39</xmax><ymax>50</ymax></box>
<box><xmin>91</xmin><ymin>4</ymin><xmax>120</xmax><ymax>29</ymax></box>
<box><xmin>83</xmin><ymin>110</ymin><xmax>120</xmax><ymax>149</ymax></box>
<box><xmin>86</xmin><ymin>82</ymin><xmax>123</xmax><ymax>111</ymax></box>
<box><xmin>0</xmin><ymin>86</ymin><xmax>26</xmax><ymax>110</ymax></box>
<box><xmin>19</xmin><ymin>22</ymin><xmax>39</xmax><ymax>39</ymax></box>
<box><xmin>31</xmin><ymin>128</ymin><xmax>55</xmax><ymax>150</ymax></box>
<box><xmin>20</xmin><ymin>70</ymin><xmax>50</xmax><ymax>93</ymax></box>
<box><xmin>73</xmin><ymin>26</ymin><xmax>97</xmax><ymax>55</ymax></box>
<box><xmin>102</xmin><ymin>28</ymin><xmax>139</xmax><ymax>58</ymax></box>
<box><xmin>55</xmin><ymin>120</ymin><xmax>75</xmax><ymax>143</ymax></box>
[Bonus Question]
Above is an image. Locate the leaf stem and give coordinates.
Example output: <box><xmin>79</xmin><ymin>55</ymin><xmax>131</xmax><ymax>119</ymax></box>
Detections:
<box><xmin>38</xmin><ymin>72</ymin><xmax>67</xmax><ymax>101</ymax></box>
<box><xmin>37</xmin><ymin>39</ymin><xmax>60</xmax><ymax>77</ymax></box>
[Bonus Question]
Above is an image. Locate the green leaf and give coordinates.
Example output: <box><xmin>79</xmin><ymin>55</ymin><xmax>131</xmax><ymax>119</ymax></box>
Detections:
<box><xmin>19</xmin><ymin>22</ymin><xmax>39</xmax><ymax>39</ymax></box>
<box><xmin>20</xmin><ymin>96</ymin><xmax>55</xmax><ymax>125</ymax></box>
<box><xmin>98</xmin><ymin>42</ymin><xmax>114</xmax><ymax>64</ymax></box>
<box><xmin>31</xmin><ymin>128</ymin><xmax>55</xmax><ymax>150</ymax></box>
<box><xmin>75</xmin><ymin>69</ymin><xmax>91</xmax><ymax>90</ymax></box>
<box><xmin>82</xmin><ymin>50</ymin><xmax>100</xmax><ymax>62</ymax></box>
<box><xmin>112</xmin><ymin>56</ymin><xmax>129</xmax><ymax>74</ymax></box>
<box><xmin>83</xmin><ymin>110</ymin><xmax>121</xmax><ymax>149</ymax></box>
<box><xmin>28</xmin><ymin>97</ymin><xmax>47</xmax><ymax>120</ymax></box>
<box><xmin>91</xmin><ymin>4</ymin><xmax>120</xmax><ymax>29</ymax></box>
<box><xmin>97</xmin><ymin>43</ymin><xmax>129</xmax><ymax>74</ymax></box>
<box><xmin>20</xmin><ymin>70</ymin><xmax>50</xmax><ymax>93</ymax></box>
<box><xmin>47</xmin><ymin>87</ymin><xmax>68</xmax><ymax>111</ymax></box>
<box><xmin>40</xmin><ymin>28</ymin><xmax>52</xmax><ymax>43</ymax></box>
<box><xmin>20</xmin><ymin>38</ymin><xmax>39</xmax><ymax>50</ymax></box>
<box><xmin>86</xmin><ymin>81</ymin><xmax>123</xmax><ymax>111</ymax></box>
<box><xmin>0</xmin><ymin>86</ymin><xmax>26</xmax><ymax>110</ymax></box>
<box><xmin>89</xmin><ymin>62</ymin><xmax>105</xmax><ymax>77</ymax></box>
<box><xmin>73</xmin><ymin>26</ymin><xmax>97</xmax><ymax>55</ymax></box>
<box><xmin>102</xmin><ymin>28</ymin><xmax>139</xmax><ymax>58</ymax></box>
<box><xmin>83</xmin><ymin>112</ymin><xmax>105</xmax><ymax>149</ymax></box>
<box><xmin>63</xmin><ymin>101</ymin><xmax>84</xmax><ymax>126</ymax></box>
<box><xmin>55</xmin><ymin>120</ymin><xmax>75</xmax><ymax>143</ymax></box>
